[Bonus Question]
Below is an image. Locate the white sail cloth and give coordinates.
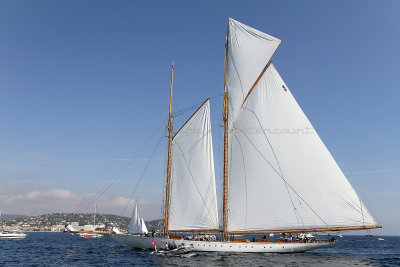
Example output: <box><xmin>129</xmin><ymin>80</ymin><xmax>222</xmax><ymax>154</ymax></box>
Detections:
<box><xmin>141</xmin><ymin>218</ymin><xmax>148</xmax><ymax>234</ymax></box>
<box><xmin>227</xmin><ymin>18</ymin><xmax>281</xmax><ymax>125</ymax></box>
<box><xmin>227</xmin><ymin>64</ymin><xmax>378</xmax><ymax>232</ymax></box>
<box><xmin>128</xmin><ymin>202</ymin><xmax>147</xmax><ymax>234</ymax></box>
<box><xmin>168</xmin><ymin>100</ymin><xmax>219</xmax><ymax>231</ymax></box>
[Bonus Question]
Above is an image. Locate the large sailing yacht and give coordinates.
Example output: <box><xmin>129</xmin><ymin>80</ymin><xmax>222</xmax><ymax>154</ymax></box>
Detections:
<box><xmin>113</xmin><ymin>18</ymin><xmax>381</xmax><ymax>253</ymax></box>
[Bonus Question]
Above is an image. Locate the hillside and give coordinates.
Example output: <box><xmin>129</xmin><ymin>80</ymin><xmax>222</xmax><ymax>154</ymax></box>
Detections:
<box><xmin>1</xmin><ymin>214</ymin><xmax>27</xmax><ymax>220</ymax></box>
<box><xmin>2</xmin><ymin>213</ymin><xmax>161</xmax><ymax>232</ymax></box>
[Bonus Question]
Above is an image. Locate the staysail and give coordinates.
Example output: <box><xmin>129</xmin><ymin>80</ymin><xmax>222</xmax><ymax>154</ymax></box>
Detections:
<box><xmin>168</xmin><ymin>99</ymin><xmax>219</xmax><ymax>231</ymax></box>
<box><xmin>225</xmin><ymin>19</ymin><xmax>379</xmax><ymax>233</ymax></box>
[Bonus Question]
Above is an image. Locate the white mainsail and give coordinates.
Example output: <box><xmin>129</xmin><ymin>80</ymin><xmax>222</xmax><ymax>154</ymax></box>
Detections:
<box><xmin>168</xmin><ymin>99</ymin><xmax>219</xmax><ymax>231</ymax></box>
<box><xmin>226</xmin><ymin>19</ymin><xmax>379</xmax><ymax>232</ymax></box>
<box><xmin>128</xmin><ymin>202</ymin><xmax>142</xmax><ymax>234</ymax></box>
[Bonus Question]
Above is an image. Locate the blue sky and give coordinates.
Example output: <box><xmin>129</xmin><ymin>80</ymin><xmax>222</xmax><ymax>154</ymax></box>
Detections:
<box><xmin>0</xmin><ymin>0</ymin><xmax>399</xmax><ymax>235</ymax></box>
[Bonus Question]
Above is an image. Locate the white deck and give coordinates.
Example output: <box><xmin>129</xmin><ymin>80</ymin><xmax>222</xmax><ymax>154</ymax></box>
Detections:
<box><xmin>112</xmin><ymin>234</ymin><xmax>333</xmax><ymax>253</ymax></box>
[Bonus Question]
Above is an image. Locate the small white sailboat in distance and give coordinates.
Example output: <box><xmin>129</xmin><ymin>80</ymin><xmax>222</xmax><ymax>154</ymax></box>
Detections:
<box><xmin>128</xmin><ymin>202</ymin><xmax>148</xmax><ymax>235</ymax></box>
<box><xmin>0</xmin><ymin>210</ymin><xmax>27</xmax><ymax>239</ymax></box>
<box><xmin>113</xmin><ymin>17</ymin><xmax>381</xmax><ymax>253</ymax></box>
<box><xmin>141</xmin><ymin>218</ymin><xmax>148</xmax><ymax>234</ymax></box>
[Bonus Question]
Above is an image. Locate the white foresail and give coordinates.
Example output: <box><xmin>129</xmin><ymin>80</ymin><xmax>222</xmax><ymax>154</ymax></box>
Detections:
<box><xmin>141</xmin><ymin>218</ymin><xmax>148</xmax><ymax>234</ymax></box>
<box><xmin>168</xmin><ymin>100</ymin><xmax>219</xmax><ymax>231</ymax></box>
<box><xmin>227</xmin><ymin>63</ymin><xmax>378</xmax><ymax>232</ymax></box>
<box><xmin>128</xmin><ymin>202</ymin><xmax>142</xmax><ymax>234</ymax></box>
<box><xmin>227</xmin><ymin>18</ymin><xmax>281</xmax><ymax>125</ymax></box>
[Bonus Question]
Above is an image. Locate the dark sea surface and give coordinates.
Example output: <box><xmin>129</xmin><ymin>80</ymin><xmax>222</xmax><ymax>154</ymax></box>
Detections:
<box><xmin>0</xmin><ymin>233</ymin><xmax>399</xmax><ymax>266</ymax></box>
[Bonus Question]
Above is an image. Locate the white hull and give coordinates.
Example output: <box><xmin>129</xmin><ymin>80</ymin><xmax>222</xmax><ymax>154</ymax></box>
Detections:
<box><xmin>0</xmin><ymin>232</ymin><xmax>27</xmax><ymax>239</ymax></box>
<box><xmin>112</xmin><ymin>234</ymin><xmax>333</xmax><ymax>253</ymax></box>
<box><xmin>79</xmin><ymin>233</ymin><xmax>103</xmax><ymax>238</ymax></box>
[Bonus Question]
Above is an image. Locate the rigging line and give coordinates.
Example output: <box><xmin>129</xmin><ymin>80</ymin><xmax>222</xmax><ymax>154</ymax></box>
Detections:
<box><xmin>75</xmin><ymin>133</ymin><xmax>131</xmax><ymax>212</ymax></box>
<box><xmin>78</xmin><ymin>135</ymin><xmax>134</xmax><ymax>213</ymax></box>
<box><xmin>160</xmin><ymin>135</ymin><xmax>169</xmax><ymax>231</ymax></box>
<box><xmin>242</xmin><ymin>106</ymin><xmax>304</xmax><ymax>227</ymax></box>
<box><xmin>120</xmin><ymin>132</ymin><xmax>165</xmax><ymax>217</ymax></box>
<box><xmin>173</xmin><ymin>93</ymin><xmax>223</xmax><ymax>117</ymax></box>
<box><xmin>80</xmin><ymin>135</ymin><xmax>155</xmax><ymax>213</ymax></box>
<box><xmin>348</xmin><ymin>176</ymin><xmax>368</xmax><ymax>226</ymax></box>
<box><xmin>227</xmin><ymin>124</ymin><xmax>234</xmax><ymax>234</ymax></box>
<box><xmin>174</xmin><ymin>136</ymin><xmax>219</xmax><ymax>228</ymax></box>
<box><xmin>80</xmin><ymin>124</ymin><xmax>164</xmax><ymax>213</ymax></box>
<box><xmin>91</xmin><ymin>126</ymin><xmax>163</xmax><ymax>206</ymax></box>
<box><xmin>233</xmin><ymin>134</ymin><xmax>248</xmax><ymax>229</ymax></box>
<box><xmin>234</xmin><ymin>127</ymin><xmax>328</xmax><ymax>227</ymax></box>
<box><xmin>217</xmin><ymin>124</ymin><xmax>223</xmax><ymax>216</ymax></box>
<box><xmin>225</xmin><ymin>52</ymin><xmax>245</xmax><ymax>125</ymax></box>
<box><xmin>173</xmin><ymin>99</ymin><xmax>209</xmax><ymax>139</ymax></box>
<box><xmin>229</xmin><ymin>49</ymin><xmax>245</xmax><ymax>104</ymax></box>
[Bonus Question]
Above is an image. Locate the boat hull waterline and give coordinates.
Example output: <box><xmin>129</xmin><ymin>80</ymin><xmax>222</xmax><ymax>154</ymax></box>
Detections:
<box><xmin>112</xmin><ymin>235</ymin><xmax>333</xmax><ymax>253</ymax></box>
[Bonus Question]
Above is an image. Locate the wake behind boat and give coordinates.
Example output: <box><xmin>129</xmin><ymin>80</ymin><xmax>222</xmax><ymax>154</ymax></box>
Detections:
<box><xmin>113</xmin><ymin>17</ymin><xmax>381</xmax><ymax>253</ymax></box>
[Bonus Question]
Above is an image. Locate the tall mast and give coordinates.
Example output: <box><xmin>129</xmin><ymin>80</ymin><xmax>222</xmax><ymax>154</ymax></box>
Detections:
<box><xmin>222</xmin><ymin>26</ymin><xmax>229</xmax><ymax>241</ymax></box>
<box><xmin>164</xmin><ymin>62</ymin><xmax>174</xmax><ymax>237</ymax></box>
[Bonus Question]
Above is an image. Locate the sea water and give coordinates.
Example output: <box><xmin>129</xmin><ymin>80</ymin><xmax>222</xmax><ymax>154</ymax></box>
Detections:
<box><xmin>0</xmin><ymin>233</ymin><xmax>399</xmax><ymax>266</ymax></box>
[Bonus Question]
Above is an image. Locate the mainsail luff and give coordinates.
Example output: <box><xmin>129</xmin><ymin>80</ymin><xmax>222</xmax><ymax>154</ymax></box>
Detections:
<box><xmin>225</xmin><ymin>18</ymin><xmax>282</xmax><ymax>234</ymax></box>
<box><xmin>164</xmin><ymin>62</ymin><xmax>174</xmax><ymax>236</ymax></box>
<box><xmin>168</xmin><ymin>99</ymin><xmax>219</xmax><ymax>231</ymax></box>
<box><xmin>222</xmin><ymin>24</ymin><xmax>229</xmax><ymax>241</ymax></box>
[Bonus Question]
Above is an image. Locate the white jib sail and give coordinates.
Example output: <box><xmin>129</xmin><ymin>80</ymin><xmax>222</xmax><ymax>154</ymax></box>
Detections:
<box><xmin>141</xmin><ymin>218</ymin><xmax>148</xmax><ymax>234</ymax></box>
<box><xmin>227</xmin><ymin>64</ymin><xmax>378</xmax><ymax>232</ymax></box>
<box><xmin>128</xmin><ymin>202</ymin><xmax>142</xmax><ymax>234</ymax></box>
<box><xmin>168</xmin><ymin>99</ymin><xmax>219</xmax><ymax>231</ymax></box>
<box><xmin>227</xmin><ymin>18</ymin><xmax>281</xmax><ymax>125</ymax></box>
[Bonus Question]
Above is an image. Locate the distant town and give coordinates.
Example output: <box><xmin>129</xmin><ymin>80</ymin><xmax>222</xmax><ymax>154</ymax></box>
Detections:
<box><xmin>1</xmin><ymin>213</ymin><xmax>160</xmax><ymax>232</ymax></box>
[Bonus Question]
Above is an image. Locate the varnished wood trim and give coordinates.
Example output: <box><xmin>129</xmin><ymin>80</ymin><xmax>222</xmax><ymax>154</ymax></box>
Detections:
<box><xmin>168</xmin><ymin>229</ymin><xmax>220</xmax><ymax>233</ymax></box>
<box><xmin>229</xmin><ymin>225</ymin><xmax>382</xmax><ymax>234</ymax></box>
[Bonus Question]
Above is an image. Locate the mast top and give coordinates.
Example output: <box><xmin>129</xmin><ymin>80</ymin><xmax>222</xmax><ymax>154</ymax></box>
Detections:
<box><xmin>168</xmin><ymin>62</ymin><xmax>174</xmax><ymax>116</ymax></box>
